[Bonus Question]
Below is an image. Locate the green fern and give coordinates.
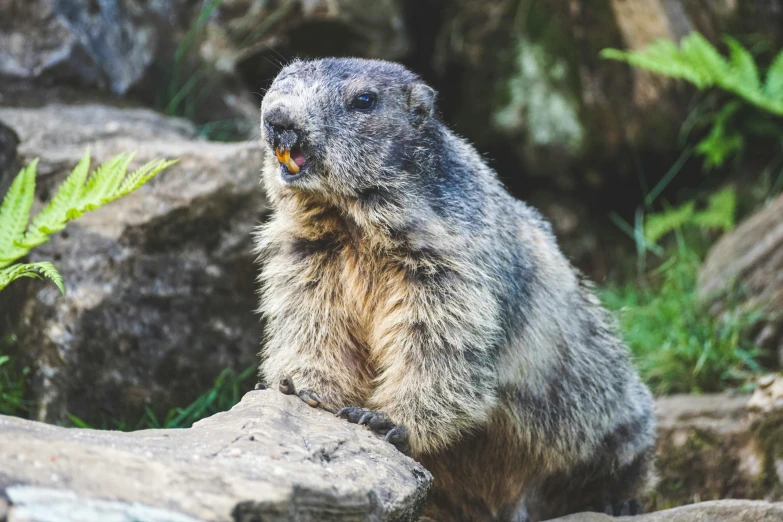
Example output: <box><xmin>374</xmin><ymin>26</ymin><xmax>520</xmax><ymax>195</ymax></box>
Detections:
<box><xmin>644</xmin><ymin>187</ymin><xmax>736</xmax><ymax>245</ymax></box>
<box><xmin>601</xmin><ymin>33</ymin><xmax>783</xmax><ymax>115</ymax></box>
<box><xmin>0</xmin><ymin>262</ymin><xmax>64</xmax><ymax>294</ymax></box>
<box><xmin>0</xmin><ymin>150</ymin><xmax>177</xmax><ymax>293</ymax></box>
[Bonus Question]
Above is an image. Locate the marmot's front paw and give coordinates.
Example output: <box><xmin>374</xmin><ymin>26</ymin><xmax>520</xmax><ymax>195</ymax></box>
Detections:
<box><xmin>278</xmin><ymin>375</ymin><xmax>335</xmax><ymax>413</ymax></box>
<box><xmin>336</xmin><ymin>407</ymin><xmax>411</xmax><ymax>455</ymax></box>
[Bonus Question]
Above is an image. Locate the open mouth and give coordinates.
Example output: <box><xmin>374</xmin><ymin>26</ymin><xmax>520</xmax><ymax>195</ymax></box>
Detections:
<box><xmin>275</xmin><ymin>145</ymin><xmax>306</xmax><ymax>175</ymax></box>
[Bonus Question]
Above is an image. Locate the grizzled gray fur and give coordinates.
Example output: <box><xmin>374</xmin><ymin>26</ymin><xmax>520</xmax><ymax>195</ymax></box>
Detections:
<box><xmin>255</xmin><ymin>58</ymin><xmax>656</xmax><ymax>522</ymax></box>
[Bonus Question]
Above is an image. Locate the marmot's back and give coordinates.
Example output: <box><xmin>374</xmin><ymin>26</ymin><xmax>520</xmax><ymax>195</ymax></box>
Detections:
<box><xmin>256</xmin><ymin>57</ymin><xmax>655</xmax><ymax>522</ymax></box>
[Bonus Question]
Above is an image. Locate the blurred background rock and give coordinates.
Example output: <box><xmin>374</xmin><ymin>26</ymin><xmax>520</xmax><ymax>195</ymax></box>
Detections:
<box><xmin>1</xmin><ymin>0</ymin><xmax>783</xmax><ymax>507</ymax></box>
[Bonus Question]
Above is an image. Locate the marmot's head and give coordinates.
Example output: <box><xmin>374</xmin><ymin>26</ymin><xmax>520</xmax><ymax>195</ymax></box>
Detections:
<box><xmin>260</xmin><ymin>58</ymin><xmax>437</xmax><ymax>203</ymax></box>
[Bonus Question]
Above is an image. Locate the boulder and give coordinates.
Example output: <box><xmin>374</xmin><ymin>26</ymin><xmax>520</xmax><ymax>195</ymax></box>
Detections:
<box><xmin>203</xmin><ymin>0</ymin><xmax>410</xmax><ymax>79</ymax></box>
<box><xmin>551</xmin><ymin>499</ymin><xmax>783</xmax><ymax>522</ymax></box>
<box><xmin>652</xmin><ymin>385</ymin><xmax>783</xmax><ymax>510</ymax></box>
<box><xmin>0</xmin><ymin>117</ymin><xmax>19</xmax><ymax>192</ymax></box>
<box><xmin>0</xmin><ymin>102</ymin><xmax>268</xmax><ymax>425</ymax></box>
<box><xmin>0</xmin><ymin>0</ymin><xmax>195</xmax><ymax>95</ymax></box>
<box><xmin>0</xmin><ymin>388</ymin><xmax>432</xmax><ymax>522</ymax></box>
<box><xmin>698</xmin><ymin>194</ymin><xmax>783</xmax><ymax>365</ymax></box>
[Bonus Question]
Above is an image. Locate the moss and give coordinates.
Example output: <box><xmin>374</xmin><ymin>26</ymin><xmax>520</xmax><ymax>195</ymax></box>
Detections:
<box><xmin>750</xmin><ymin>413</ymin><xmax>783</xmax><ymax>499</ymax></box>
<box><xmin>491</xmin><ymin>0</ymin><xmax>584</xmax><ymax>152</ymax></box>
<box><xmin>493</xmin><ymin>38</ymin><xmax>584</xmax><ymax>151</ymax></box>
<box><xmin>651</xmin><ymin>427</ymin><xmax>758</xmax><ymax>511</ymax></box>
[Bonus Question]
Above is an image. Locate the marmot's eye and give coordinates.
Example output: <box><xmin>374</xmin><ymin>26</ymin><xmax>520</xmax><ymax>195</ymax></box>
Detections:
<box><xmin>351</xmin><ymin>92</ymin><xmax>376</xmax><ymax>111</ymax></box>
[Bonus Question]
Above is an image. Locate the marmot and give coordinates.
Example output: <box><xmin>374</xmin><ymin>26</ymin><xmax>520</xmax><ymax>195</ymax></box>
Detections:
<box><xmin>256</xmin><ymin>58</ymin><xmax>655</xmax><ymax>522</ymax></box>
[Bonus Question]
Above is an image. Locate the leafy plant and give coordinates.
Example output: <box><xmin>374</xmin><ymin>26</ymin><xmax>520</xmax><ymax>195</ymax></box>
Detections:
<box><xmin>643</xmin><ymin>186</ymin><xmax>736</xmax><ymax>245</ymax></box>
<box><xmin>0</xmin><ymin>150</ymin><xmax>177</xmax><ymax>294</ymax></box>
<box><xmin>604</xmin><ymin>33</ymin><xmax>782</xmax><ymax>261</ymax></box>
<box><xmin>601</xmin><ymin>246</ymin><xmax>765</xmax><ymax>395</ymax></box>
<box><xmin>602</xmin><ymin>33</ymin><xmax>783</xmax><ymax>115</ymax></box>
<box><xmin>0</xmin><ymin>336</ymin><xmax>30</xmax><ymax>416</ymax></box>
<box><xmin>603</xmin><ymin>32</ymin><xmax>783</xmax><ymax>173</ymax></box>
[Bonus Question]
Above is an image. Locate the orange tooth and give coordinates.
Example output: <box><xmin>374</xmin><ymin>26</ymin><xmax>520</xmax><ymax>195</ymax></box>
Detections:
<box><xmin>275</xmin><ymin>148</ymin><xmax>300</xmax><ymax>174</ymax></box>
<box><xmin>275</xmin><ymin>148</ymin><xmax>289</xmax><ymax>164</ymax></box>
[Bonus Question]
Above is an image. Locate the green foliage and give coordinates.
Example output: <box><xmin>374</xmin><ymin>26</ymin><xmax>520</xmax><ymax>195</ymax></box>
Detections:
<box><xmin>644</xmin><ymin>187</ymin><xmax>736</xmax><ymax>245</ymax></box>
<box><xmin>603</xmin><ymin>33</ymin><xmax>783</xmax><ymax>172</ymax></box>
<box><xmin>164</xmin><ymin>0</ymin><xmax>227</xmax><ymax>118</ymax></box>
<box><xmin>600</xmin><ymin>248</ymin><xmax>765</xmax><ymax>395</ymax></box>
<box><xmin>601</xmin><ymin>33</ymin><xmax>783</xmax><ymax>115</ymax></box>
<box><xmin>0</xmin><ymin>150</ymin><xmax>177</xmax><ymax>294</ymax></box>
<box><xmin>66</xmin><ymin>366</ymin><xmax>257</xmax><ymax>431</ymax></box>
<box><xmin>0</xmin><ymin>336</ymin><xmax>30</xmax><ymax>416</ymax></box>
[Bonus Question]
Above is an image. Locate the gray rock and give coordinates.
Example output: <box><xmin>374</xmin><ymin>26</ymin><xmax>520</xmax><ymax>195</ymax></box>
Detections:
<box><xmin>203</xmin><ymin>0</ymin><xmax>409</xmax><ymax>73</ymax></box>
<box><xmin>697</xmin><ymin>193</ymin><xmax>783</xmax><ymax>365</ymax></box>
<box><xmin>0</xmin><ymin>0</ymin><xmax>192</xmax><ymax>95</ymax></box>
<box><xmin>652</xmin><ymin>392</ymin><xmax>783</xmax><ymax>509</ymax></box>
<box><xmin>0</xmin><ymin>117</ymin><xmax>19</xmax><ymax>193</ymax></box>
<box><xmin>549</xmin><ymin>500</ymin><xmax>783</xmax><ymax>521</ymax></box>
<box><xmin>0</xmin><ymin>102</ymin><xmax>268</xmax><ymax>425</ymax></box>
<box><xmin>0</xmin><ymin>389</ymin><xmax>432</xmax><ymax>522</ymax></box>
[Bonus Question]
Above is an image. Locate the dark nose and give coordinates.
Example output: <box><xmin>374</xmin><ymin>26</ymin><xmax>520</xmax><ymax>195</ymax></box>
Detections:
<box><xmin>264</xmin><ymin>105</ymin><xmax>296</xmax><ymax>132</ymax></box>
<box><xmin>264</xmin><ymin>105</ymin><xmax>302</xmax><ymax>149</ymax></box>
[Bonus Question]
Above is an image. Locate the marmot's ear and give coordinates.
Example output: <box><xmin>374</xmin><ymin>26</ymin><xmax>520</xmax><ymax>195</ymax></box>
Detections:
<box><xmin>408</xmin><ymin>83</ymin><xmax>436</xmax><ymax>127</ymax></box>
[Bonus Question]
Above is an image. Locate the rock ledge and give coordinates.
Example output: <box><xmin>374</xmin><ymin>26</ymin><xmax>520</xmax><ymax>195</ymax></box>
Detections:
<box><xmin>0</xmin><ymin>389</ymin><xmax>432</xmax><ymax>522</ymax></box>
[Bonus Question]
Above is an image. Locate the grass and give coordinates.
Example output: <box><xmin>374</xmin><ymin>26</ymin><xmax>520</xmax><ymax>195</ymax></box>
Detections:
<box><xmin>600</xmin><ymin>244</ymin><xmax>765</xmax><ymax>395</ymax></box>
<box><xmin>0</xmin><ymin>334</ymin><xmax>31</xmax><ymax>417</ymax></box>
<box><xmin>66</xmin><ymin>365</ymin><xmax>257</xmax><ymax>431</ymax></box>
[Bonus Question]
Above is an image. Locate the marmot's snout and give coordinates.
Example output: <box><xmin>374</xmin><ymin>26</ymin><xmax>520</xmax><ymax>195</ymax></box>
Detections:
<box><xmin>264</xmin><ymin>104</ymin><xmax>307</xmax><ymax>176</ymax></box>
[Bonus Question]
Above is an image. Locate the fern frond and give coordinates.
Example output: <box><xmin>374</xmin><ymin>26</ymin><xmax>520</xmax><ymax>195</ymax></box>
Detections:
<box><xmin>114</xmin><ymin>159</ymin><xmax>179</xmax><ymax>201</ymax></box>
<box><xmin>0</xmin><ymin>149</ymin><xmax>176</xmax><ymax>294</ymax></box>
<box><xmin>644</xmin><ymin>187</ymin><xmax>736</xmax><ymax>245</ymax></box>
<box><xmin>78</xmin><ymin>153</ymin><xmax>133</xmax><ymax>213</ymax></box>
<box><xmin>694</xmin><ymin>101</ymin><xmax>744</xmax><ymax>170</ymax></box>
<box><xmin>680</xmin><ymin>32</ymin><xmax>726</xmax><ymax>87</ymax></box>
<box><xmin>725</xmin><ymin>36</ymin><xmax>760</xmax><ymax>91</ymax></box>
<box><xmin>0</xmin><ymin>160</ymin><xmax>37</xmax><ymax>268</ymax></box>
<box><xmin>602</xmin><ymin>39</ymin><xmax>710</xmax><ymax>88</ymax></box>
<box><xmin>23</xmin><ymin>149</ymin><xmax>91</xmax><ymax>249</ymax></box>
<box><xmin>766</xmin><ymin>49</ymin><xmax>783</xmax><ymax>101</ymax></box>
<box><xmin>19</xmin><ymin>151</ymin><xmax>175</xmax><ymax>250</ymax></box>
<box><xmin>644</xmin><ymin>202</ymin><xmax>695</xmax><ymax>245</ymax></box>
<box><xmin>0</xmin><ymin>261</ymin><xmax>64</xmax><ymax>294</ymax></box>
<box><xmin>602</xmin><ymin>33</ymin><xmax>783</xmax><ymax>116</ymax></box>
<box><xmin>691</xmin><ymin>187</ymin><xmax>736</xmax><ymax>231</ymax></box>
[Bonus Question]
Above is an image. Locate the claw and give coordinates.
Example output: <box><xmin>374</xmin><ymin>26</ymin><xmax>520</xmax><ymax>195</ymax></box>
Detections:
<box><xmin>278</xmin><ymin>375</ymin><xmax>335</xmax><ymax>412</ymax></box>
<box><xmin>279</xmin><ymin>375</ymin><xmax>296</xmax><ymax>395</ymax></box>
<box><xmin>336</xmin><ymin>406</ymin><xmax>369</xmax><ymax>423</ymax></box>
<box><xmin>298</xmin><ymin>389</ymin><xmax>323</xmax><ymax>408</ymax></box>
<box><xmin>384</xmin><ymin>425</ymin><xmax>411</xmax><ymax>455</ymax></box>
<box><xmin>358</xmin><ymin>411</ymin><xmax>395</xmax><ymax>433</ymax></box>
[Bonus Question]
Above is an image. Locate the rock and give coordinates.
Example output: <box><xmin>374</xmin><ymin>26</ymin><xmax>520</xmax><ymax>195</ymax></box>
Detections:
<box><xmin>0</xmin><ymin>117</ymin><xmax>19</xmax><ymax>193</ymax></box>
<box><xmin>204</xmin><ymin>0</ymin><xmax>409</xmax><ymax>78</ymax></box>
<box><xmin>0</xmin><ymin>0</ymin><xmax>194</xmax><ymax>95</ymax></box>
<box><xmin>748</xmin><ymin>374</ymin><xmax>783</xmax><ymax>415</ymax></box>
<box><xmin>0</xmin><ymin>102</ymin><xmax>268</xmax><ymax>425</ymax></box>
<box><xmin>652</xmin><ymin>391</ymin><xmax>783</xmax><ymax>510</ymax></box>
<box><xmin>549</xmin><ymin>499</ymin><xmax>783</xmax><ymax>521</ymax></box>
<box><xmin>0</xmin><ymin>388</ymin><xmax>432</xmax><ymax>522</ymax></box>
<box><xmin>697</xmin><ymin>194</ymin><xmax>783</xmax><ymax>365</ymax></box>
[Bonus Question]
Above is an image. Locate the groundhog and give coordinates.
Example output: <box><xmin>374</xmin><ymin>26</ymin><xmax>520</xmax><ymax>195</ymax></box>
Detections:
<box><xmin>256</xmin><ymin>58</ymin><xmax>656</xmax><ymax>522</ymax></box>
